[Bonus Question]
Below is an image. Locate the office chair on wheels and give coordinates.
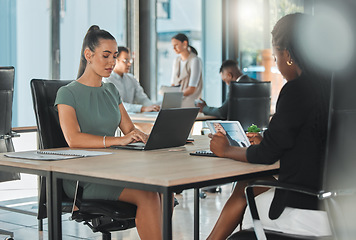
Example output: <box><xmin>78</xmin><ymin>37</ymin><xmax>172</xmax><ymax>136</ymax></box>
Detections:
<box><xmin>0</xmin><ymin>66</ymin><xmax>20</xmax><ymax>240</ymax></box>
<box><xmin>228</xmin><ymin>81</ymin><xmax>271</xmax><ymax>131</ymax></box>
<box><xmin>31</xmin><ymin>79</ymin><xmax>137</xmax><ymax>240</ymax></box>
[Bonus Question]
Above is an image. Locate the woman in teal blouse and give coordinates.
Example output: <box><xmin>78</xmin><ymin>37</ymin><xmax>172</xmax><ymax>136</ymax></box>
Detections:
<box><xmin>55</xmin><ymin>25</ymin><xmax>165</xmax><ymax>240</ymax></box>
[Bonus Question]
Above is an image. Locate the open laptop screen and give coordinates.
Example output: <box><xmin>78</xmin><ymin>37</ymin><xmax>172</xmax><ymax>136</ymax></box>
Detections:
<box><xmin>111</xmin><ymin>108</ymin><xmax>199</xmax><ymax>150</ymax></box>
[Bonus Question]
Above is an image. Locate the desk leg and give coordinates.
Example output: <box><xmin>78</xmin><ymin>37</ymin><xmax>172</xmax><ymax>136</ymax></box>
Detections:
<box><xmin>52</xmin><ymin>173</ymin><xmax>63</xmax><ymax>240</ymax></box>
<box><xmin>194</xmin><ymin>188</ymin><xmax>200</xmax><ymax>240</ymax></box>
<box><xmin>46</xmin><ymin>173</ymin><xmax>54</xmax><ymax>240</ymax></box>
<box><xmin>162</xmin><ymin>189</ymin><xmax>173</xmax><ymax>240</ymax></box>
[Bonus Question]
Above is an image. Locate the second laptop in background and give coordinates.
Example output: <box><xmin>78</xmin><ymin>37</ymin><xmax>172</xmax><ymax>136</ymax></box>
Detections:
<box><xmin>161</xmin><ymin>92</ymin><xmax>183</xmax><ymax>109</ymax></box>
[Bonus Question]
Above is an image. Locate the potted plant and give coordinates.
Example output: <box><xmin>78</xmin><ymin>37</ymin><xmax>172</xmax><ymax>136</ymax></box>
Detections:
<box><xmin>246</xmin><ymin>124</ymin><xmax>262</xmax><ymax>145</ymax></box>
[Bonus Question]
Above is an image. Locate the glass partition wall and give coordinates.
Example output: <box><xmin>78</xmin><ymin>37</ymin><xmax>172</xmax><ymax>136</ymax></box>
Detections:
<box><xmin>0</xmin><ymin>0</ymin><xmax>127</xmax><ymax>127</ymax></box>
<box><xmin>156</xmin><ymin>0</ymin><xmax>223</xmax><ymax>106</ymax></box>
<box><xmin>60</xmin><ymin>0</ymin><xmax>127</xmax><ymax>80</ymax></box>
<box><xmin>154</xmin><ymin>0</ymin><xmax>312</xmax><ymax>111</ymax></box>
<box><xmin>156</xmin><ymin>0</ymin><xmax>202</xmax><ymax>103</ymax></box>
<box><xmin>0</xmin><ymin>0</ymin><xmax>51</xmax><ymax>127</ymax></box>
<box><xmin>237</xmin><ymin>0</ymin><xmax>307</xmax><ymax>113</ymax></box>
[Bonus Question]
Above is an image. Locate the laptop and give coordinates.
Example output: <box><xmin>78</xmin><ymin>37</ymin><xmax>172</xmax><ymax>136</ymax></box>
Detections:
<box><xmin>112</xmin><ymin>107</ymin><xmax>199</xmax><ymax>150</ymax></box>
<box><xmin>161</xmin><ymin>92</ymin><xmax>183</xmax><ymax>109</ymax></box>
<box><xmin>142</xmin><ymin>92</ymin><xmax>183</xmax><ymax>117</ymax></box>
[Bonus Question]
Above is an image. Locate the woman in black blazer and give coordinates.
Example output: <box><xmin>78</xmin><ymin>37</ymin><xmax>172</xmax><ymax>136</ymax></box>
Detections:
<box><xmin>207</xmin><ymin>13</ymin><xmax>331</xmax><ymax>239</ymax></box>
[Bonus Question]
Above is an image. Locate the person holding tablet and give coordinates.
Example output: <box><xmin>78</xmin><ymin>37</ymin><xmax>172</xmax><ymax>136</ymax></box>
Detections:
<box><xmin>55</xmin><ymin>25</ymin><xmax>169</xmax><ymax>240</ymax></box>
<box><xmin>207</xmin><ymin>13</ymin><xmax>331</xmax><ymax>239</ymax></box>
<box><xmin>213</xmin><ymin>123</ymin><xmax>240</xmax><ymax>147</ymax></box>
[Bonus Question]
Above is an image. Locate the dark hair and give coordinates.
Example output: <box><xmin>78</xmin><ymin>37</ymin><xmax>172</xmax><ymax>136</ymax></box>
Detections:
<box><xmin>272</xmin><ymin>13</ymin><xmax>330</xmax><ymax>161</ymax></box>
<box><xmin>271</xmin><ymin>13</ymin><xmax>312</xmax><ymax>74</ymax></box>
<box><xmin>77</xmin><ymin>25</ymin><xmax>116</xmax><ymax>79</ymax></box>
<box><xmin>117</xmin><ymin>46</ymin><xmax>129</xmax><ymax>57</ymax></box>
<box><xmin>172</xmin><ymin>33</ymin><xmax>198</xmax><ymax>56</ymax></box>
<box><xmin>219</xmin><ymin>60</ymin><xmax>240</xmax><ymax>74</ymax></box>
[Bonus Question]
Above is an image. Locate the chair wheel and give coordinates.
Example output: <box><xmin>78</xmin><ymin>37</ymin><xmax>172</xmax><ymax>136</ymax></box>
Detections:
<box><xmin>199</xmin><ymin>191</ymin><xmax>207</xmax><ymax>199</ymax></box>
<box><xmin>204</xmin><ymin>186</ymin><xmax>221</xmax><ymax>193</ymax></box>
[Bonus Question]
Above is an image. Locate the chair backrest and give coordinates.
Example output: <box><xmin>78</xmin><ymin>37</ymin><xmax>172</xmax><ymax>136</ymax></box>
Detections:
<box><xmin>31</xmin><ymin>79</ymin><xmax>72</xmax><ymax>219</ymax></box>
<box><xmin>322</xmin><ymin>72</ymin><xmax>356</xmax><ymax>239</ymax></box>
<box><xmin>0</xmin><ymin>66</ymin><xmax>20</xmax><ymax>182</ymax></box>
<box><xmin>0</xmin><ymin>67</ymin><xmax>15</xmax><ymax>140</ymax></box>
<box><xmin>31</xmin><ymin>79</ymin><xmax>72</xmax><ymax>149</ymax></box>
<box><xmin>228</xmin><ymin>81</ymin><xmax>271</xmax><ymax>131</ymax></box>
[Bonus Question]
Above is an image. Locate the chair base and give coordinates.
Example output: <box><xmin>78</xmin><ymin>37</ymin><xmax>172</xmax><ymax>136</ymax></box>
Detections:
<box><xmin>228</xmin><ymin>228</ymin><xmax>333</xmax><ymax>240</ymax></box>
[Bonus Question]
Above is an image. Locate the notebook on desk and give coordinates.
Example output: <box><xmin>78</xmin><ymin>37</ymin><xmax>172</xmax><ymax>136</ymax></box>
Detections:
<box><xmin>5</xmin><ymin>150</ymin><xmax>112</xmax><ymax>161</ymax></box>
<box><xmin>112</xmin><ymin>108</ymin><xmax>199</xmax><ymax>150</ymax></box>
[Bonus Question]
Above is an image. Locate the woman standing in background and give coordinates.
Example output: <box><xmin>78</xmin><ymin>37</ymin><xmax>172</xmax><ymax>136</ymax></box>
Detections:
<box><xmin>170</xmin><ymin>33</ymin><xmax>203</xmax><ymax>107</ymax></box>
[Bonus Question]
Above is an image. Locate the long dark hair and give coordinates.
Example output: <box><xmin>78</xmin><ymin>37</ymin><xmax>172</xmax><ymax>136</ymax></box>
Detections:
<box><xmin>77</xmin><ymin>25</ymin><xmax>116</xmax><ymax>79</ymax></box>
<box><xmin>172</xmin><ymin>33</ymin><xmax>198</xmax><ymax>56</ymax></box>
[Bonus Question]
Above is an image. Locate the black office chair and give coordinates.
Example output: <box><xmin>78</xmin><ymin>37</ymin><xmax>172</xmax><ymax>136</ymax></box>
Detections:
<box><xmin>228</xmin><ymin>72</ymin><xmax>356</xmax><ymax>240</ymax></box>
<box><xmin>30</xmin><ymin>79</ymin><xmax>137</xmax><ymax>240</ymax></box>
<box><xmin>0</xmin><ymin>66</ymin><xmax>20</xmax><ymax>178</ymax></box>
<box><xmin>0</xmin><ymin>66</ymin><xmax>20</xmax><ymax>240</ymax></box>
<box><xmin>228</xmin><ymin>81</ymin><xmax>271</xmax><ymax>131</ymax></box>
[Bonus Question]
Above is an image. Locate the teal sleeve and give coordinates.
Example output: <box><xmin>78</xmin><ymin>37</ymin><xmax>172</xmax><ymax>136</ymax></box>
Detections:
<box><xmin>54</xmin><ymin>86</ymin><xmax>76</xmax><ymax>109</ymax></box>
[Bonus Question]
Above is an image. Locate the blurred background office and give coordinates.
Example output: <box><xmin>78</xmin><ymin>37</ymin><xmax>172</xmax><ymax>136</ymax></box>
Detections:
<box><xmin>1</xmin><ymin>0</ymin><xmax>356</xmax><ymax>239</ymax></box>
<box><xmin>0</xmin><ymin>0</ymin><xmax>320</xmax><ymax>130</ymax></box>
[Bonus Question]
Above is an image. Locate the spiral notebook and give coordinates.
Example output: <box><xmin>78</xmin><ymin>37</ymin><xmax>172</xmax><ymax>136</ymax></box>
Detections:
<box><xmin>5</xmin><ymin>150</ymin><xmax>112</xmax><ymax>161</ymax></box>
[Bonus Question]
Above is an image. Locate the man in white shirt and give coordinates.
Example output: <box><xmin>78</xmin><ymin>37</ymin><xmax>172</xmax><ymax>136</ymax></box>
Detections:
<box><xmin>103</xmin><ymin>46</ymin><xmax>160</xmax><ymax>113</ymax></box>
<box><xmin>197</xmin><ymin>60</ymin><xmax>258</xmax><ymax>119</ymax></box>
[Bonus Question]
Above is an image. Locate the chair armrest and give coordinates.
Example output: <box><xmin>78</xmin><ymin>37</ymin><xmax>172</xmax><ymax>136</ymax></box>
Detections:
<box><xmin>0</xmin><ymin>131</ymin><xmax>20</xmax><ymax>140</ymax></box>
<box><xmin>244</xmin><ymin>180</ymin><xmax>320</xmax><ymax>240</ymax></box>
<box><xmin>246</xmin><ymin>180</ymin><xmax>320</xmax><ymax>198</ymax></box>
<box><xmin>11</xmin><ymin>131</ymin><xmax>20</xmax><ymax>138</ymax></box>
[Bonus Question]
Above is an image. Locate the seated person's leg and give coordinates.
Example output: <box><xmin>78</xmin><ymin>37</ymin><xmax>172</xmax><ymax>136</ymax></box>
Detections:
<box><xmin>207</xmin><ymin>177</ymin><xmax>274</xmax><ymax>240</ymax></box>
<box><xmin>119</xmin><ymin>188</ymin><xmax>163</xmax><ymax>240</ymax></box>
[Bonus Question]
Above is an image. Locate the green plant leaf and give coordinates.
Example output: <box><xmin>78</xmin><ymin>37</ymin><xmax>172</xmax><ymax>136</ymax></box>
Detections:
<box><xmin>247</xmin><ymin>124</ymin><xmax>260</xmax><ymax>133</ymax></box>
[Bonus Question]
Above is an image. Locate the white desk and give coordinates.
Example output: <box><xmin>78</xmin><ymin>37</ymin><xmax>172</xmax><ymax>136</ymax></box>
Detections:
<box><xmin>47</xmin><ymin>135</ymin><xmax>279</xmax><ymax>239</ymax></box>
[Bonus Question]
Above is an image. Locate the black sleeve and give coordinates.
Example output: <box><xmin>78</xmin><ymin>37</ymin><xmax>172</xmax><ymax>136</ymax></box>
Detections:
<box><xmin>247</xmin><ymin>80</ymin><xmax>313</xmax><ymax>164</ymax></box>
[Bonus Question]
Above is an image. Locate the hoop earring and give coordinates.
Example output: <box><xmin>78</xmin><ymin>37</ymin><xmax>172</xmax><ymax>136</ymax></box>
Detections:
<box><xmin>287</xmin><ymin>60</ymin><xmax>293</xmax><ymax>66</ymax></box>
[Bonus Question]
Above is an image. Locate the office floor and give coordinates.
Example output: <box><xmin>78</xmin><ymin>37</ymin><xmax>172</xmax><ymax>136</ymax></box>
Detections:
<box><xmin>0</xmin><ymin>175</ymin><xmax>236</xmax><ymax>240</ymax></box>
